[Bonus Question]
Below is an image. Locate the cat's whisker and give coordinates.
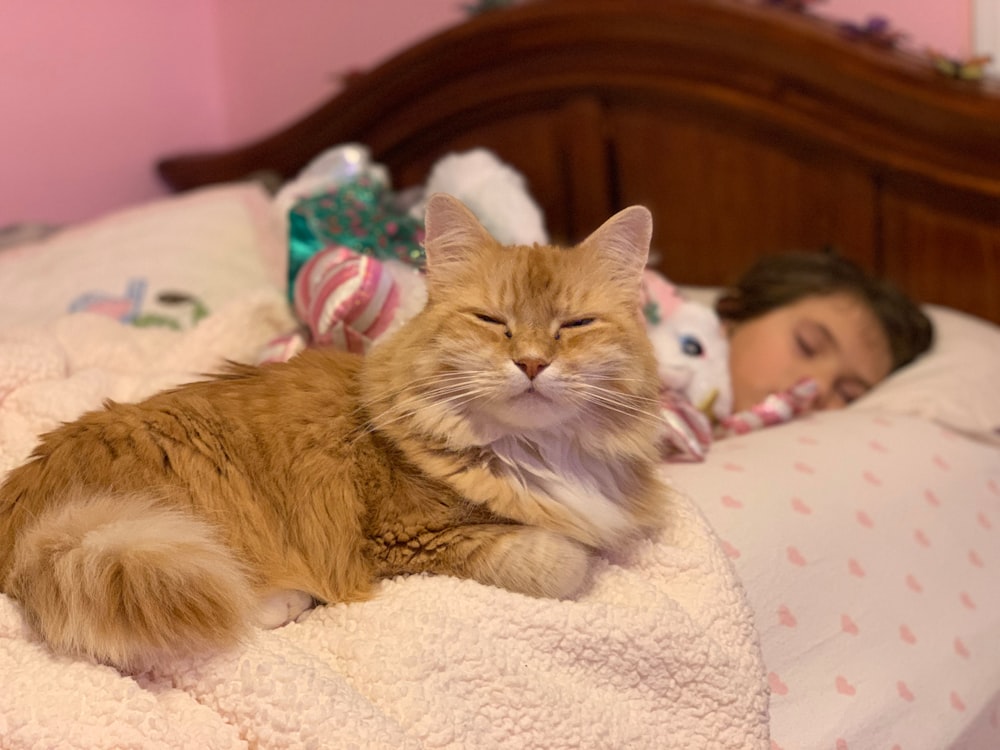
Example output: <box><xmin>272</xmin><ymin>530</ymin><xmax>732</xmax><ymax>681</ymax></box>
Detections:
<box><xmin>568</xmin><ymin>382</ymin><xmax>664</xmax><ymax>412</ymax></box>
<box><xmin>358</xmin><ymin>373</ymin><xmax>491</xmax><ymax>409</ymax></box>
<box><xmin>564</xmin><ymin>387</ymin><xmax>664</xmax><ymax>426</ymax></box>
<box><xmin>401</xmin><ymin>371</ymin><xmax>484</xmax><ymax>389</ymax></box>
<box><xmin>569</xmin><ymin>381</ymin><xmax>664</xmax><ymax>406</ymax></box>
<box><xmin>375</xmin><ymin>380</ymin><xmax>492</xmax><ymax>416</ymax></box>
<box><xmin>571</xmin><ymin>400</ymin><xmax>665</xmax><ymax>428</ymax></box>
<box><xmin>349</xmin><ymin>378</ymin><xmax>489</xmax><ymax>427</ymax></box>
<box><xmin>363</xmin><ymin>386</ymin><xmax>495</xmax><ymax>435</ymax></box>
<box><xmin>577</xmin><ymin>374</ymin><xmax>651</xmax><ymax>384</ymax></box>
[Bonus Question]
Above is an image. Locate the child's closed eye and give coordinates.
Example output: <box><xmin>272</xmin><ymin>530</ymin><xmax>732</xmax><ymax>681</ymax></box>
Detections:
<box><xmin>795</xmin><ymin>334</ymin><xmax>817</xmax><ymax>357</ymax></box>
<box><xmin>795</xmin><ymin>322</ymin><xmax>828</xmax><ymax>358</ymax></box>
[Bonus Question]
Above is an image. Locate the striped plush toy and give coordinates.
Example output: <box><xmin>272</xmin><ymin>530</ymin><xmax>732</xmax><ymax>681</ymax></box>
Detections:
<box><xmin>255</xmin><ymin>247</ymin><xmax>427</xmax><ymax>364</ymax></box>
<box><xmin>257</xmin><ymin>146</ymin><xmax>545</xmax><ymax>365</ymax></box>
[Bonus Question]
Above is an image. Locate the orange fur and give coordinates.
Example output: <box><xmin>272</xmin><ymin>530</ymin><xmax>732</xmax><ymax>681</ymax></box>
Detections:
<box><xmin>0</xmin><ymin>194</ymin><xmax>673</xmax><ymax>670</ymax></box>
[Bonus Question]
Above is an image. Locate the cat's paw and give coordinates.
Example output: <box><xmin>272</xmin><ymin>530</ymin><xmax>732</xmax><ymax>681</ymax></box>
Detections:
<box><xmin>488</xmin><ymin>528</ymin><xmax>592</xmax><ymax>600</ymax></box>
<box><xmin>255</xmin><ymin>589</ymin><xmax>315</xmax><ymax>629</ymax></box>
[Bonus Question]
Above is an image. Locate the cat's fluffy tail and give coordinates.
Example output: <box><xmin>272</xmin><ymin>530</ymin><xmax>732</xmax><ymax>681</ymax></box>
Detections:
<box><xmin>6</xmin><ymin>494</ymin><xmax>255</xmax><ymax>671</ymax></box>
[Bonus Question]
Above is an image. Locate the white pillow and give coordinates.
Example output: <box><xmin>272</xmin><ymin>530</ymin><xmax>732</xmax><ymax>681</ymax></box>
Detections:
<box><xmin>855</xmin><ymin>305</ymin><xmax>1000</xmax><ymax>443</ymax></box>
<box><xmin>0</xmin><ymin>183</ymin><xmax>286</xmax><ymax>330</ymax></box>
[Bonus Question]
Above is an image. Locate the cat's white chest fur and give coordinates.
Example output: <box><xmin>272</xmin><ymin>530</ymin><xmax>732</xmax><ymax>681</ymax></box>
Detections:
<box><xmin>489</xmin><ymin>433</ymin><xmax>633</xmax><ymax>543</ymax></box>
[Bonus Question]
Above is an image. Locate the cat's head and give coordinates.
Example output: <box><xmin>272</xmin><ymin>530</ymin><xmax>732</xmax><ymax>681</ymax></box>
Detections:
<box><xmin>371</xmin><ymin>193</ymin><xmax>660</xmax><ymax>446</ymax></box>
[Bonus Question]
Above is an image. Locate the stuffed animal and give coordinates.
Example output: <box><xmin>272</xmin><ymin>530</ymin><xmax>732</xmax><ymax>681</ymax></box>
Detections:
<box><xmin>413</xmin><ymin>149</ymin><xmax>548</xmax><ymax>246</ymax></box>
<box><xmin>640</xmin><ymin>269</ymin><xmax>733</xmax><ymax>461</ymax></box>
<box><xmin>258</xmin><ymin>146</ymin><xmax>545</xmax><ymax>364</ymax></box>
<box><xmin>641</xmin><ymin>270</ymin><xmax>732</xmax><ymax>419</ymax></box>
<box><xmin>255</xmin><ymin>250</ymin><xmax>426</xmax><ymax>364</ymax></box>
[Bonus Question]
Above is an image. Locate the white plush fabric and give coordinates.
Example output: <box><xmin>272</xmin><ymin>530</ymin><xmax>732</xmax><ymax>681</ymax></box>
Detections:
<box><xmin>0</xmin><ymin>183</ymin><xmax>286</xmax><ymax>329</ymax></box>
<box><xmin>0</xmin><ymin>264</ymin><xmax>768</xmax><ymax>749</ymax></box>
<box><xmin>0</xmin><ymin>291</ymin><xmax>296</xmax><ymax>476</ymax></box>
<box><xmin>1</xmin><ymin>543</ymin><xmax>767</xmax><ymax>749</ymax></box>
<box><xmin>419</xmin><ymin>149</ymin><xmax>549</xmax><ymax>245</ymax></box>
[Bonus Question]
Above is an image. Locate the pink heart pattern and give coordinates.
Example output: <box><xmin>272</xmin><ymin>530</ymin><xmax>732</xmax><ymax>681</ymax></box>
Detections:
<box><xmin>769</xmin><ymin>672</ymin><xmax>789</xmax><ymax>696</ymax></box>
<box><xmin>862</xmin><ymin>470</ymin><xmax>882</xmax><ymax>487</ymax></box>
<box><xmin>835</xmin><ymin>675</ymin><xmax>856</xmax><ymax>696</ymax></box>
<box><xmin>664</xmin><ymin>404</ymin><xmax>1000</xmax><ymax>748</ymax></box>
<box><xmin>897</xmin><ymin>680</ymin><xmax>915</xmax><ymax>702</ymax></box>
<box><xmin>791</xmin><ymin>497</ymin><xmax>812</xmax><ymax>515</ymax></box>
<box><xmin>778</xmin><ymin>604</ymin><xmax>797</xmax><ymax>628</ymax></box>
<box><xmin>787</xmin><ymin>546</ymin><xmax>807</xmax><ymax>566</ymax></box>
<box><xmin>954</xmin><ymin>638</ymin><xmax>970</xmax><ymax>659</ymax></box>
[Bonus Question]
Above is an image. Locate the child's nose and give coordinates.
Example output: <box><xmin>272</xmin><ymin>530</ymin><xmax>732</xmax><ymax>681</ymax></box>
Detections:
<box><xmin>807</xmin><ymin>373</ymin><xmax>838</xmax><ymax>411</ymax></box>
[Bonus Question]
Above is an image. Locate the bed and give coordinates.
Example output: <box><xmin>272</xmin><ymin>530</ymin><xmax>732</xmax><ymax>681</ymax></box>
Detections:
<box><xmin>2</xmin><ymin>1</ymin><xmax>999</xmax><ymax>748</ymax></box>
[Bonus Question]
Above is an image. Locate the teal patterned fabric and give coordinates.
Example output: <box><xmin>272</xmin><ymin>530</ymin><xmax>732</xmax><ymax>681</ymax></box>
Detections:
<box><xmin>287</xmin><ymin>176</ymin><xmax>425</xmax><ymax>298</ymax></box>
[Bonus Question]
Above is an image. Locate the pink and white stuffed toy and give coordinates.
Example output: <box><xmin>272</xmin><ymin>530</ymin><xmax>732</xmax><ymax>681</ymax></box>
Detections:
<box><xmin>256</xmin><ymin>250</ymin><xmax>426</xmax><ymax>363</ymax></box>
<box><xmin>640</xmin><ymin>269</ymin><xmax>821</xmax><ymax>460</ymax></box>
<box><xmin>257</xmin><ymin>147</ymin><xmax>544</xmax><ymax>365</ymax></box>
<box><xmin>640</xmin><ymin>270</ymin><xmax>733</xmax><ymax>461</ymax></box>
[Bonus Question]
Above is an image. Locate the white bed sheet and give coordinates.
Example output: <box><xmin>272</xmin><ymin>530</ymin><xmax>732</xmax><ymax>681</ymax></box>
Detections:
<box><xmin>670</xmin><ymin>410</ymin><xmax>1000</xmax><ymax>750</ymax></box>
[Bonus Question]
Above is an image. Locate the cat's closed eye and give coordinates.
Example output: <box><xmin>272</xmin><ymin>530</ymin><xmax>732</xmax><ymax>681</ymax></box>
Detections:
<box><xmin>555</xmin><ymin>318</ymin><xmax>595</xmax><ymax>340</ymax></box>
<box><xmin>474</xmin><ymin>312</ymin><xmax>513</xmax><ymax>338</ymax></box>
<box><xmin>475</xmin><ymin>313</ymin><xmax>506</xmax><ymax>326</ymax></box>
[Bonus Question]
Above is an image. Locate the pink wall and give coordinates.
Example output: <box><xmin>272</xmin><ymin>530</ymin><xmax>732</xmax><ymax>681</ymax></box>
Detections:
<box><xmin>0</xmin><ymin>0</ymin><xmax>974</xmax><ymax>226</ymax></box>
<box><xmin>213</xmin><ymin>0</ymin><xmax>461</xmax><ymax>145</ymax></box>
<box><xmin>822</xmin><ymin>0</ymin><xmax>972</xmax><ymax>56</ymax></box>
<box><xmin>0</xmin><ymin>1</ymin><xmax>226</xmax><ymax>225</ymax></box>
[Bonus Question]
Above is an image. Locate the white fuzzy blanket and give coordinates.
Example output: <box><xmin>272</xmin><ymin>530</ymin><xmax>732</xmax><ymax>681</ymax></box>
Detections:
<box><xmin>0</xmin><ymin>291</ymin><xmax>769</xmax><ymax>749</ymax></box>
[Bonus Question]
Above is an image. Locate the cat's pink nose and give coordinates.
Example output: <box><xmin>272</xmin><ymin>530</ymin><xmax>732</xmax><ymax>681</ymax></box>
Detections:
<box><xmin>515</xmin><ymin>358</ymin><xmax>549</xmax><ymax>380</ymax></box>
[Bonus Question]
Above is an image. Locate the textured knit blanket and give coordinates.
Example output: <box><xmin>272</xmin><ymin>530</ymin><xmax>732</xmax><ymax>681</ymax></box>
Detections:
<box><xmin>0</xmin><ymin>291</ymin><xmax>768</xmax><ymax>749</ymax></box>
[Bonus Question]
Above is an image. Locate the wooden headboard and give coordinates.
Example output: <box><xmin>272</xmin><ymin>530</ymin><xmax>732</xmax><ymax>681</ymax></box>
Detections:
<box><xmin>158</xmin><ymin>0</ymin><xmax>1000</xmax><ymax>325</ymax></box>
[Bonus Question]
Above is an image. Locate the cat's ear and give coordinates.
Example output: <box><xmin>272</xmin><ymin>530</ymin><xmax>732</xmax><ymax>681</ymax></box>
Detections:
<box><xmin>422</xmin><ymin>193</ymin><xmax>497</xmax><ymax>294</ymax></box>
<box><xmin>580</xmin><ymin>206</ymin><xmax>652</xmax><ymax>290</ymax></box>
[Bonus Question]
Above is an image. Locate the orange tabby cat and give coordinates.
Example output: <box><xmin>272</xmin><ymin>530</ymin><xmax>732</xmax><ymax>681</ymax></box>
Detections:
<box><xmin>0</xmin><ymin>193</ymin><xmax>670</xmax><ymax>671</ymax></box>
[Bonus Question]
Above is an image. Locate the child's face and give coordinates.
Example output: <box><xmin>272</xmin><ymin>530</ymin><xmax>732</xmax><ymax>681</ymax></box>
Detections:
<box><xmin>725</xmin><ymin>292</ymin><xmax>893</xmax><ymax>413</ymax></box>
